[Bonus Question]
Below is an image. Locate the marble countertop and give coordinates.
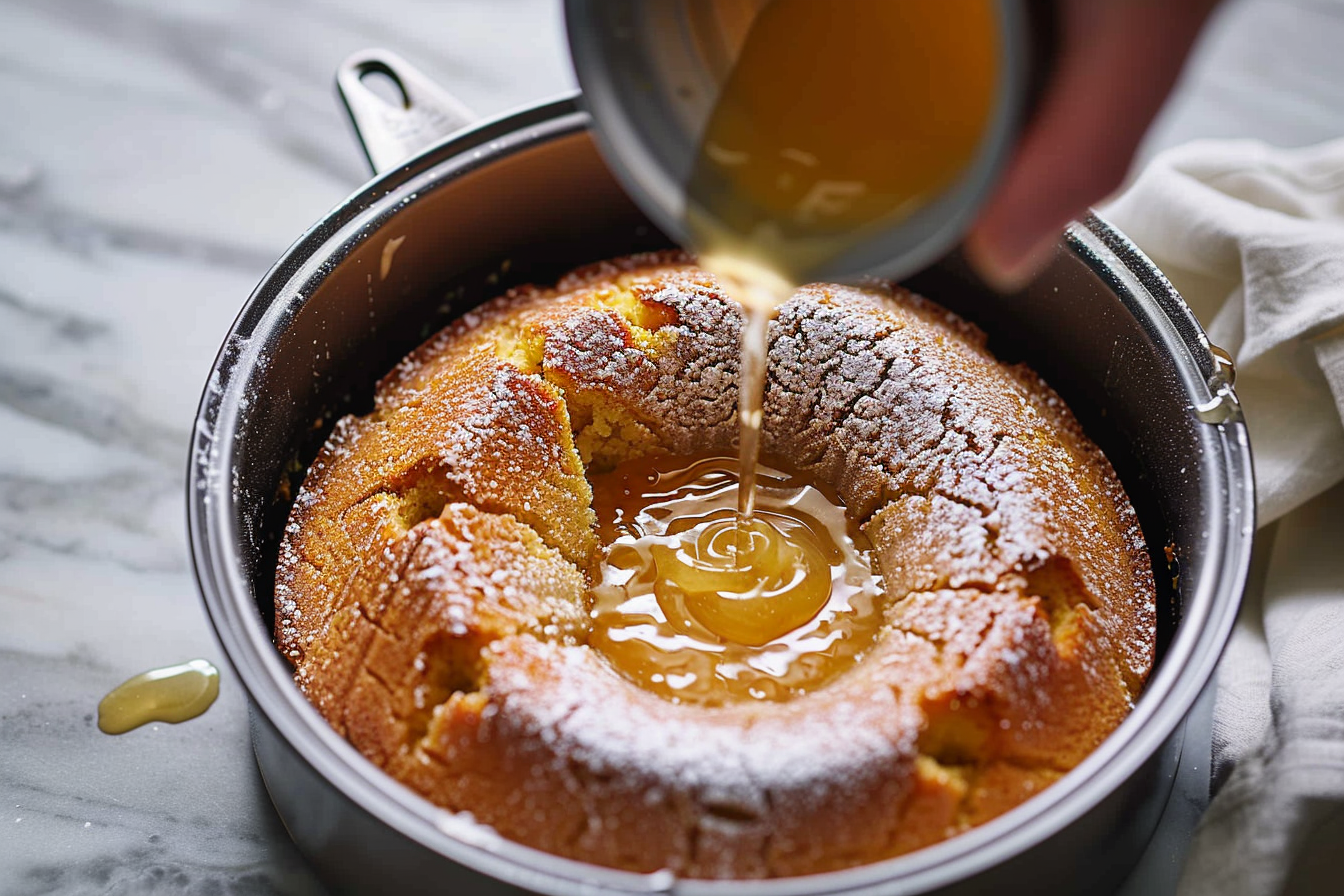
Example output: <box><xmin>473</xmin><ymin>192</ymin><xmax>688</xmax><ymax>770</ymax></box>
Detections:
<box><xmin>3</xmin><ymin>1</ymin><xmax>1343</xmax><ymax>893</ymax></box>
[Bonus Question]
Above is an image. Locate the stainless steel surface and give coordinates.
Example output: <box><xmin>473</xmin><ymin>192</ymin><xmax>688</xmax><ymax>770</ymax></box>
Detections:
<box><xmin>336</xmin><ymin>49</ymin><xmax>478</xmax><ymax>176</ymax></box>
<box><xmin>561</xmin><ymin>0</ymin><xmax>1038</xmax><ymax>283</ymax></box>
<box><xmin>188</xmin><ymin>53</ymin><xmax>1253</xmax><ymax>896</ymax></box>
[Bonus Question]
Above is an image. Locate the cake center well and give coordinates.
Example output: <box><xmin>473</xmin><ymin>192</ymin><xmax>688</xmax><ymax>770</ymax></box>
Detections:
<box><xmin>588</xmin><ymin>453</ymin><xmax>886</xmax><ymax>705</ymax></box>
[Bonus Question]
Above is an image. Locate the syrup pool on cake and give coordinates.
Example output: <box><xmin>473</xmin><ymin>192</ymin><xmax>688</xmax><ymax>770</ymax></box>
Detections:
<box><xmin>587</xmin><ymin>453</ymin><xmax>884</xmax><ymax>705</ymax></box>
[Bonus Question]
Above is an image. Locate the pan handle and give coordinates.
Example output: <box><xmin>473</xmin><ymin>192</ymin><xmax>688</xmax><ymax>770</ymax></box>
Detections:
<box><xmin>336</xmin><ymin>49</ymin><xmax>478</xmax><ymax>176</ymax></box>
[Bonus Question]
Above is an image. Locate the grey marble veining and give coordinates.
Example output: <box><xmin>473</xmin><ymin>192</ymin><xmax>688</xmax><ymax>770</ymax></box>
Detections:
<box><xmin>2</xmin><ymin>1</ymin><xmax>1343</xmax><ymax>894</ymax></box>
<box><xmin>2</xmin><ymin>2</ymin><xmax>571</xmax><ymax>893</ymax></box>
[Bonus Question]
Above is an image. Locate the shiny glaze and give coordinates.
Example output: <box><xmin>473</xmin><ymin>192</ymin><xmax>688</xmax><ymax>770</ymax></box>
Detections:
<box><xmin>588</xmin><ymin>454</ymin><xmax>885</xmax><ymax>705</ymax></box>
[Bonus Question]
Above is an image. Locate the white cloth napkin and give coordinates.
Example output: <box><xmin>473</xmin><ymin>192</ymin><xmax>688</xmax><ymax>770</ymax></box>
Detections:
<box><xmin>1103</xmin><ymin>138</ymin><xmax>1344</xmax><ymax>896</ymax></box>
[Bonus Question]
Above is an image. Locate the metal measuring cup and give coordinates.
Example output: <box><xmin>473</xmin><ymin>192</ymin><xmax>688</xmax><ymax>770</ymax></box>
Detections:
<box><xmin>565</xmin><ymin>0</ymin><xmax>1054</xmax><ymax>283</ymax></box>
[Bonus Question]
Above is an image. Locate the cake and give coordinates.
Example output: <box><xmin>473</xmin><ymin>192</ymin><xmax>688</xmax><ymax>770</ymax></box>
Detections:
<box><xmin>274</xmin><ymin>252</ymin><xmax>1156</xmax><ymax>878</ymax></box>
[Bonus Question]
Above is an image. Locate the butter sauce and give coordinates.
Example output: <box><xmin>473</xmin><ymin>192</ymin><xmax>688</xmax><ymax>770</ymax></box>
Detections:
<box><xmin>684</xmin><ymin>0</ymin><xmax>1000</xmax><ymax>283</ymax></box>
<box><xmin>96</xmin><ymin>659</ymin><xmax>220</xmax><ymax>735</ymax></box>
<box><xmin>588</xmin><ymin>454</ymin><xmax>884</xmax><ymax>705</ymax></box>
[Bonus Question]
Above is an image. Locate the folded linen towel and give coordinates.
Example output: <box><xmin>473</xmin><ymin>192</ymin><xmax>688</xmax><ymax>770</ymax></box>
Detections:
<box><xmin>1104</xmin><ymin>138</ymin><xmax>1344</xmax><ymax>896</ymax></box>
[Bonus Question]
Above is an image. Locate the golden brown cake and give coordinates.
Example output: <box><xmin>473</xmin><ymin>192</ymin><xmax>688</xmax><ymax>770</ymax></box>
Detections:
<box><xmin>274</xmin><ymin>252</ymin><xmax>1156</xmax><ymax>878</ymax></box>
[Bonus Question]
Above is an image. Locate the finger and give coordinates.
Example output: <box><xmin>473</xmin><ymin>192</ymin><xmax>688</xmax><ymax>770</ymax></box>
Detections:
<box><xmin>965</xmin><ymin>0</ymin><xmax>1221</xmax><ymax>291</ymax></box>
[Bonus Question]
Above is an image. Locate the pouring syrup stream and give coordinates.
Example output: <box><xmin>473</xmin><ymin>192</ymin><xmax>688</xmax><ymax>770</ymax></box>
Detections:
<box><xmin>691</xmin><ymin>0</ymin><xmax>997</xmax><ymax>552</ymax></box>
<box><xmin>593</xmin><ymin>0</ymin><xmax>1000</xmax><ymax>669</ymax></box>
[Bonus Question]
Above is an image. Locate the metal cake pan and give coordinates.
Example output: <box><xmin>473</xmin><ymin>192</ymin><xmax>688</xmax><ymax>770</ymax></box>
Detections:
<box><xmin>187</xmin><ymin>51</ymin><xmax>1253</xmax><ymax>896</ymax></box>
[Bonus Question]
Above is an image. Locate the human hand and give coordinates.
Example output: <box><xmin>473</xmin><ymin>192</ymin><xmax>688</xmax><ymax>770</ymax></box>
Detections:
<box><xmin>964</xmin><ymin>0</ymin><xmax>1223</xmax><ymax>290</ymax></box>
